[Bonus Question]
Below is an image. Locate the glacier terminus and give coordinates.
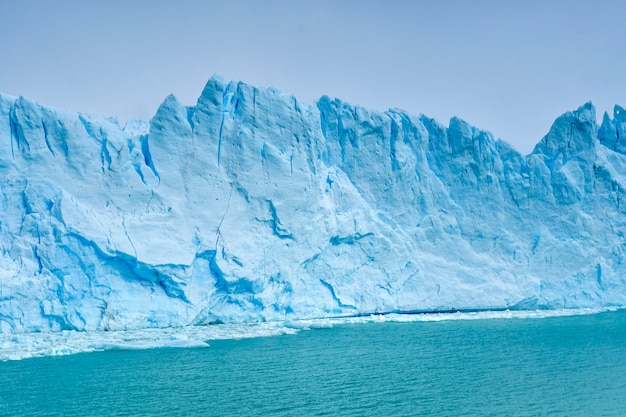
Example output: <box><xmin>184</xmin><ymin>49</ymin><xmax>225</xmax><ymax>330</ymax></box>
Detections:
<box><xmin>1</xmin><ymin>75</ymin><xmax>626</xmax><ymax>334</ymax></box>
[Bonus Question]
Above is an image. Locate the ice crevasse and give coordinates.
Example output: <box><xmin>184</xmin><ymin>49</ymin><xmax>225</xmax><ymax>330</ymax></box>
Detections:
<box><xmin>1</xmin><ymin>75</ymin><xmax>626</xmax><ymax>333</ymax></box>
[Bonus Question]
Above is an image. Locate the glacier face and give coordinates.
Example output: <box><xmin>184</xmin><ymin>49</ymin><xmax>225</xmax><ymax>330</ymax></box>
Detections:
<box><xmin>1</xmin><ymin>75</ymin><xmax>626</xmax><ymax>333</ymax></box>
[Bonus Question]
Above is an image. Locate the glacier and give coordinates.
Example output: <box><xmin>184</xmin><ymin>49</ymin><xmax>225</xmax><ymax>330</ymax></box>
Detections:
<box><xmin>1</xmin><ymin>74</ymin><xmax>626</xmax><ymax>334</ymax></box>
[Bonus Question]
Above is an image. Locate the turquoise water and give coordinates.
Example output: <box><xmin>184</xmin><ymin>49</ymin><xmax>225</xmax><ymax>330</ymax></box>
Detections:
<box><xmin>2</xmin><ymin>310</ymin><xmax>626</xmax><ymax>416</ymax></box>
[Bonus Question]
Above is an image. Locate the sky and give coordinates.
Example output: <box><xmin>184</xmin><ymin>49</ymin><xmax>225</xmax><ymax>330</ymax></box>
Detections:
<box><xmin>1</xmin><ymin>0</ymin><xmax>625</xmax><ymax>154</ymax></box>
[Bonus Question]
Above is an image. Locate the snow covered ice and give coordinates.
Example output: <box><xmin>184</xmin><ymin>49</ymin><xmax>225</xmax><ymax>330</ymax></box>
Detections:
<box><xmin>2</xmin><ymin>74</ymin><xmax>626</xmax><ymax>336</ymax></box>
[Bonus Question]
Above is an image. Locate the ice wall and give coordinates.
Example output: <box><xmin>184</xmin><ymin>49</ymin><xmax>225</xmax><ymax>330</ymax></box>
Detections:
<box><xmin>1</xmin><ymin>75</ymin><xmax>626</xmax><ymax>333</ymax></box>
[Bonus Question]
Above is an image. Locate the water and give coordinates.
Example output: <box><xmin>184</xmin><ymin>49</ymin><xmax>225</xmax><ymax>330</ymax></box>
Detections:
<box><xmin>2</xmin><ymin>310</ymin><xmax>626</xmax><ymax>416</ymax></box>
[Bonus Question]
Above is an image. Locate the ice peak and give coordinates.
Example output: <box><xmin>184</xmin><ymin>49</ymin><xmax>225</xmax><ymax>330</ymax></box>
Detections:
<box><xmin>599</xmin><ymin>104</ymin><xmax>626</xmax><ymax>154</ymax></box>
<box><xmin>150</xmin><ymin>93</ymin><xmax>192</xmax><ymax>139</ymax></box>
<box><xmin>533</xmin><ymin>102</ymin><xmax>597</xmax><ymax>159</ymax></box>
<box><xmin>197</xmin><ymin>74</ymin><xmax>227</xmax><ymax>111</ymax></box>
<box><xmin>575</xmin><ymin>101</ymin><xmax>596</xmax><ymax>124</ymax></box>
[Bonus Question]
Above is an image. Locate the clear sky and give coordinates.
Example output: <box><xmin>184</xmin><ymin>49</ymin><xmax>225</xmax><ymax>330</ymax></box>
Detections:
<box><xmin>1</xmin><ymin>0</ymin><xmax>625</xmax><ymax>154</ymax></box>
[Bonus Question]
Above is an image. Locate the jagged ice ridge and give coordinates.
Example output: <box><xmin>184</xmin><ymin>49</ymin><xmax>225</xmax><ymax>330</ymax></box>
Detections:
<box><xmin>1</xmin><ymin>75</ymin><xmax>626</xmax><ymax>334</ymax></box>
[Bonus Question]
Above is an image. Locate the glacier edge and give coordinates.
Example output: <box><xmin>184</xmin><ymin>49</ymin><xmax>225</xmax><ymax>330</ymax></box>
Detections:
<box><xmin>1</xmin><ymin>76</ymin><xmax>626</xmax><ymax>333</ymax></box>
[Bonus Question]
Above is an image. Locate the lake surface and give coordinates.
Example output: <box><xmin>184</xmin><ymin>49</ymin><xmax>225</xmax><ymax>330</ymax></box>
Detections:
<box><xmin>2</xmin><ymin>310</ymin><xmax>626</xmax><ymax>416</ymax></box>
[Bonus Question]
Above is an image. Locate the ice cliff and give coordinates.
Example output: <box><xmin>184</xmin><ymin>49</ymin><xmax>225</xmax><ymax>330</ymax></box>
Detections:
<box><xmin>1</xmin><ymin>75</ymin><xmax>626</xmax><ymax>333</ymax></box>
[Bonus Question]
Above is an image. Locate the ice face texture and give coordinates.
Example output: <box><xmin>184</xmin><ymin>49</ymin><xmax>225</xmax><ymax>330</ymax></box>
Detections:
<box><xmin>1</xmin><ymin>75</ymin><xmax>626</xmax><ymax>333</ymax></box>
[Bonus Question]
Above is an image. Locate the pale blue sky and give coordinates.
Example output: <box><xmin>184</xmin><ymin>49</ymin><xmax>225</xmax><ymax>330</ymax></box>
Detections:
<box><xmin>1</xmin><ymin>0</ymin><xmax>625</xmax><ymax>153</ymax></box>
